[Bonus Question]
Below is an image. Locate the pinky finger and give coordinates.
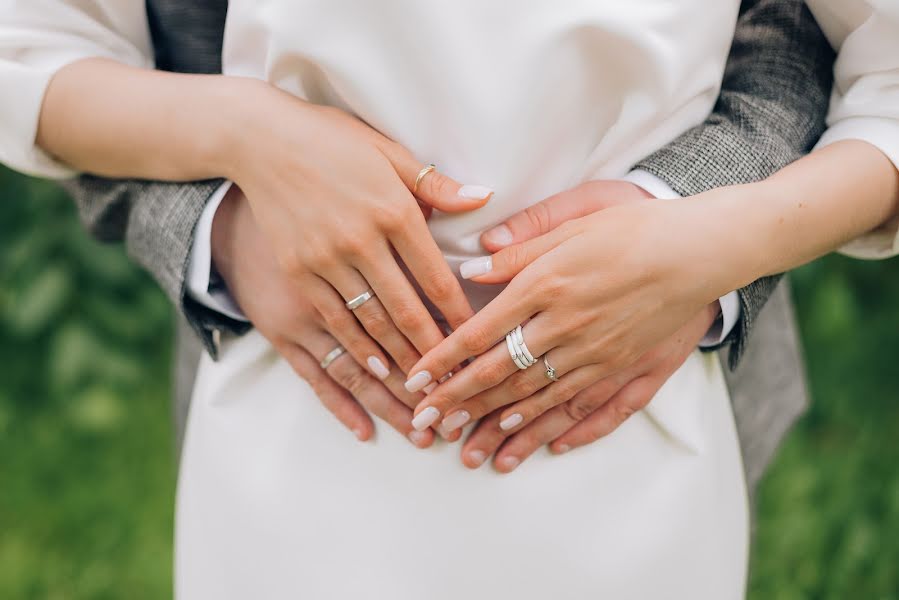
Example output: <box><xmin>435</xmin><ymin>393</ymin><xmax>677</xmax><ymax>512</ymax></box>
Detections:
<box><xmin>549</xmin><ymin>376</ymin><xmax>662</xmax><ymax>453</ymax></box>
<box><xmin>278</xmin><ymin>342</ymin><xmax>374</xmax><ymax>441</ymax></box>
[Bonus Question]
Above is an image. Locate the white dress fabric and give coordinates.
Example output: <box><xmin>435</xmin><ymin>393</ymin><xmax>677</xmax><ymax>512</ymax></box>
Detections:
<box><xmin>0</xmin><ymin>1</ymin><xmax>894</xmax><ymax>598</ymax></box>
<box><xmin>185</xmin><ymin>2</ymin><xmax>752</xmax><ymax>598</ymax></box>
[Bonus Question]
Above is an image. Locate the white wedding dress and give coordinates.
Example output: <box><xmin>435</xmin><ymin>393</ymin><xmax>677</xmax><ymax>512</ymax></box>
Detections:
<box><xmin>2</xmin><ymin>1</ymin><xmax>897</xmax><ymax>599</ymax></box>
<box><xmin>180</xmin><ymin>1</ymin><xmax>752</xmax><ymax>598</ymax></box>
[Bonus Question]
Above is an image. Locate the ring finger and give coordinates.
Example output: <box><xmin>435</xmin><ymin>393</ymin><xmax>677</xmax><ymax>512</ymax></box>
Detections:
<box><xmin>323</xmin><ymin>264</ymin><xmax>422</xmax><ymax>374</ymax></box>
<box><xmin>410</xmin><ymin>314</ymin><xmax>559</xmax><ymax>431</ymax></box>
<box><xmin>303</xmin><ymin>328</ymin><xmax>435</xmax><ymax>449</ymax></box>
<box><xmin>438</xmin><ymin>344</ymin><xmax>584</xmax><ymax>433</ymax></box>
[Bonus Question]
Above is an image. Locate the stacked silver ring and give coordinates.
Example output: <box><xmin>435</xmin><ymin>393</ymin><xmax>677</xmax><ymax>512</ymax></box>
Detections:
<box><xmin>505</xmin><ymin>325</ymin><xmax>538</xmax><ymax>370</ymax></box>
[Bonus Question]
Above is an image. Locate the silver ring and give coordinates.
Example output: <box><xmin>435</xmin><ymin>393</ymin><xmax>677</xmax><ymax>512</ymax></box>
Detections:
<box><xmin>505</xmin><ymin>325</ymin><xmax>537</xmax><ymax>370</ymax></box>
<box><xmin>345</xmin><ymin>289</ymin><xmax>375</xmax><ymax>311</ymax></box>
<box><xmin>544</xmin><ymin>355</ymin><xmax>559</xmax><ymax>382</ymax></box>
<box><xmin>319</xmin><ymin>345</ymin><xmax>347</xmax><ymax>370</ymax></box>
<box><xmin>513</xmin><ymin>325</ymin><xmax>537</xmax><ymax>365</ymax></box>
<box><xmin>506</xmin><ymin>332</ymin><xmax>528</xmax><ymax>370</ymax></box>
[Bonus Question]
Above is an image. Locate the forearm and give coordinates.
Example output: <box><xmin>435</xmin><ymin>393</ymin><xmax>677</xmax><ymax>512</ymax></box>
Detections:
<box><xmin>701</xmin><ymin>140</ymin><xmax>899</xmax><ymax>291</ymax></box>
<box><xmin>37</xmin><ymin>58</ymin><xmax>253</xmax><ymax>181</ymax></box>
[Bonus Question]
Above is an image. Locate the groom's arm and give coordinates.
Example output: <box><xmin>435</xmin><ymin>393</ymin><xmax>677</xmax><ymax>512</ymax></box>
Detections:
<box><xmin>634</xmin><ymin>0</ymin><xmax>835</xmax><ymax>367</ymax></box>
<box><xmin>60</xmin><ymin>176</ymin><xmax>249</xmax><ymax>356</ymax></box>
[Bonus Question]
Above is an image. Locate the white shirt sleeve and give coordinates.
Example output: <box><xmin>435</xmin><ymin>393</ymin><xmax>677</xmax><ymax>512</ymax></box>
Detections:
<box><xmin>623</xmin><ymin>169</ymin><xmax>741</xmax><ymax>346</ymax></box>
<box><xmin>812</xmin><ymin>2</ymin><xmax>899</xmax><ymax>260</ymax></box>
<box><xmin>0</xmin><ymin>1</ymin><xmax>152</xmax><ymax>178</ymax></box>
<box><xmin>186</xmin><ymin>181</ymin><xmax>250</xmax><ymax>321</ymax></box>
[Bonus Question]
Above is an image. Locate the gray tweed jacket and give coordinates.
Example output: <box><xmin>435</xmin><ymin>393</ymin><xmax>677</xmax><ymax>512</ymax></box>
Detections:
<box><xmin>62</xmin><ymin>0</ymin><xmax>834</xmax><ymax>493</ymax></box>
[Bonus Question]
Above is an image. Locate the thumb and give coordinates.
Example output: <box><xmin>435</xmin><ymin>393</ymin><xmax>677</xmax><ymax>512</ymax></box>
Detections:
<box><xmin>381</xmin><ymin>143</ymin><xmax>493</xmax><ymax>213</ymax></box>
<box><xmin>480</xmin><ymin>188</ymin><xmax>606</xmax><ymax>252</ymax></box>
<box><xmin>459</xmin><ymin>225</ymin><xmax>571</xmax><ymax>284</ymax></box>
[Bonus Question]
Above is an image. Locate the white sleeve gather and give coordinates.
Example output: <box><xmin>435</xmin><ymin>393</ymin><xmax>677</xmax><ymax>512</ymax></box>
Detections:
<box><xmin>811</xmin><ymin>2</ymin><xmax>899</xmax><ymax>259</ymax></box>
<box><xmin>0</xmin><ymin>1</ymin><xmax>152</xmax><ymax>179</ymax></box>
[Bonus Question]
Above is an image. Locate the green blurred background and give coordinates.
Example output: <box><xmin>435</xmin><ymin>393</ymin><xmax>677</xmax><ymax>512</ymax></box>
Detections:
<box><xmin>1</xmin><ymin>166</ymin><xmax>897</xmax><ymax>599</ymax></box>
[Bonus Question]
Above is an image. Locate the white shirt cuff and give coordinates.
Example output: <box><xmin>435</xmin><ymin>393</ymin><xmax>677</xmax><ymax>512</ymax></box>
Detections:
<box><xmin>624</xmin><ymin>169</ymin><xmax>741</xmax><ymax>345</ymax></box>
<box><xmin>186</xmin><ymin>181</ymin><xmax>249</xmax><ymax>321</ymax></box>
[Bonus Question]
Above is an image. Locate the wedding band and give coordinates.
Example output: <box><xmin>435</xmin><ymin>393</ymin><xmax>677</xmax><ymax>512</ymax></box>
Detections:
<box><xmin>345</xmin><ymin>289</ymin><xmax>375</xmax><ymax>310</ymax></box>
<box><xmin>544</xmin><ymin>355</ymin><xmax>559</xmax><ymax>382</ymax></box>
<box><xmin>505</xmin><ymin>324</ymin><xmax>538</xmax><ymax>370</ymax></box>
<box><xmin>413</xmin><ymin>163</ymin><xmax>436</xmax><ymax>195</ymax></box>
<box><xmin>506</xmin><ymin>332</ymin><xmax>528</xmax><ymax>370</ymax></box>
<box><xmin>513</xmin><ymin>326</ymin><xmax>537</xmax><ymax>365</ymax></box>
<box><xmin>319</xmin><ymin>345</ymin><xmax>347</xmax><ymax>370</ymax></box>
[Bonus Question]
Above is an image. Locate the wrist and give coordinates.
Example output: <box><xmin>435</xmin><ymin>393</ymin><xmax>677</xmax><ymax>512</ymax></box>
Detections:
<box><xmin>208</xmin><ymin>77</ymin><xmax>279</xmax><ymax>181</ymax></box>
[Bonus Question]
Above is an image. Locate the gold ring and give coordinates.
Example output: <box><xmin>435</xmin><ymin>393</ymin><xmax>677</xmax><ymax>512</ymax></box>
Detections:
<box><xmin>413</xmin><ymin>163</ymin><xmax>437</xmax><ymax>195</ymax></box>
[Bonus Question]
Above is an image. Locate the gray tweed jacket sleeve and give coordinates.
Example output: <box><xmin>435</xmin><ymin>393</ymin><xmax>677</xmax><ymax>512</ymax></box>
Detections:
<box><xmin>635</xmin><ymin>0</ymin><xmax>835</xmax><ymax>368</ymax></box>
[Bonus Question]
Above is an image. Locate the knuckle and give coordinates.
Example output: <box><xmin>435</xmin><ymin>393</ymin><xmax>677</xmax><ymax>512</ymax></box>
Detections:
<box><xmin>277</xmin><ymin>248</ymin><xmax>306</xmax><ymax>278</ymax></box>
<box><xmin>425</xmin><ymin>272</ymin><xmax>459</xmax><ymax>305</ymax></box>
<box><xmin>377</xmin><ymin>200</ymin><xmax>415</xmax><ymax>232</ymax></box>
<box><xmin>473</xmin><ymin>360</ymin><xmax>508</xmax><ymax>388</ymax></box>
<box><xmin>423</xmin><ymin>171</ymin><xmax>454</xmax><ymax>200</ymax></box>
<box><xmin>460</xmin><ymin>326</ymin><xmax>494</xmax><ymax>356</ymax></box>
<box><xmin>335</xmin><ymin>364</ymin><xmax>370</xmax><ymax>397</ymax></box>
<box><xmin>508</xmin><ymin>374</ymin><xmax>540</xmax><ymax>399</ymax></box>
<box><xmin>303</xmin><ymin>244</ymin><xmax>337</xmax><ymax>273</ymax></box>
<box><xmin>563</xmin><ymin>397</ymin><xmax>596</xmax><ymax>422</ymax></box>
<box><xmin>391</xmin><ymin>303</ymin><xmax>425</xmax><ymax>332</ymax></box>
<box><xmin>612</xmin><ymin>401</ymin><xmax>637</xmax><ymax>423</ymax></box>
<box><xmin>523</xmin><ymin>202</ymin><xmax>553</xmax><ymax>234</ymax></box>
<box><xmin>550</xmin><ymin>381</ymin><xmax>579</xmax><ymax>405</ymax></box>
<box><xmin>360</xmin><ymin>306</ymin><xmax>393</xmax><ymax>338</ymax></box>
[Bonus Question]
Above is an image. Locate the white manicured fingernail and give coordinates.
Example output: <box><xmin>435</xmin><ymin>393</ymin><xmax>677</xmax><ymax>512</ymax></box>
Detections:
<box><xmin>436</xmin><ymin>424</ymin><xmax>453</xmax><ymax>440</ymax></box>
<box><xmin>458</xmin><ymin>184</ymin><xmax>493</xmax><ymax>201</ymax></box>
<box><xmin>460</xmin><ymin>256</ymin><xmax>493</xmax><ymax>279</ymax></box>
<box><xmin>483</xmin><ymin>224</ymin><xmax>513</xmax><ymax>247</ymax></box>
<box><xmin>556</xmin><ymin>444</ymin><xmax>571</xmax><ymax>455</ymax></box>
<box><xmin>468</xmin><ymin>449</ymin><xmax>487</xmax><ymax>467</ymax></box>
<box><xmin>423</xmin><ymin>382</ymin><xmax>438</xmax><ymax>394</ymax></box>
<box><xmin>367</xmin><ymin>356</ymin><xmax>390</xmax><ymax>380</ymax></box>
<box><xmin>441</xmin><ymin>410</ymin><xmax>470</xmax><ymax>432</ymax></box>
<box><xmin>499</xmin><ymin>413</ymin><xmax>523</xmax><ymax>431</ymax></box>
<box><xmin>408</xmin><ymin>430</ymin><xmax>428</xmax><ymax>447</ymax></box>
<box><xmin>499</xmin><ymin>456</ymin><xmax>520</xmax><ymax>472</ymax></box>
<box><xmin>405</xmin><ymin>370</ymin><xmax>432</xmax><ymax>393</ymax></box>
<box><xmin>412</xmin><ymin>406</ymin><xmax>440</xmax><ymax>431</ymax></box>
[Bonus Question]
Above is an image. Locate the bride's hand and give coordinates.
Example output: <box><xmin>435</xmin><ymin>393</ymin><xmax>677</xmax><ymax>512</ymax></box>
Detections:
<box><xmin>225</xmin><ymin>84</ymin><xmax>492</xmax><ymax>375</ymax></box>
<box><xmin>407</xmin><ymin>188</ymin><xmax>738</xmax><ymax>431</ymax></box>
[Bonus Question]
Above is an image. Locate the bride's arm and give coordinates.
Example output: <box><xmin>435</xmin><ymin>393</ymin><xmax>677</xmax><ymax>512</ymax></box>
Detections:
<box><xmin>35</xmin><ymin>57</ymin><xmax>249</xmax><ymax>181</ymax></box>
<box><xmin>700</xmin><ymin>141</ymin><xmax>899</xmax><ymax>284</ymax></box>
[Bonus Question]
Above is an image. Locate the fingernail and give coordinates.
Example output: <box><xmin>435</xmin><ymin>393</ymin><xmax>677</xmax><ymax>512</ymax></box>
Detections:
<box><xmin>441</xmin><ymin>410</ymin><xmax>470</xmax><ymax>432</ymax></box>
<box><xmin>460</xmin><ymin>256</ymin><xmax>493</xmax><ymax>280</ymax></box>
<box><xmin>498</xmin><ymin>456</ymin><xmax>520</xmax><ymax>472</ymax></box>
<box><xmin>408</xmin><ymin>430</ymin><xmax>429</xmax><ymax>447</ymax></box>
<box><xmin>412</xmin><ymin>406</ymin><xmax>440</xmax><ymax>431</ymax></box>
<box><xmin>556</xmin><ymin>444</ymin><xmax>571</xmax><ymax>455</ymax></box>
<box><xmin>367</xmin><ymin>356</ymin><xmax>390</xmax><ymax>380</ymax></box>
<box><xmin>405</xmin><ymin>370</ymin><xmax>432</xmax><ymax>393</ymax></box>
<box><xmin>499</xmin><ymin>413</ymin><xmax>523</xmax><ymax>431</ymax></box>
<box><xmin>458</xmin><ymin>184</ymin><xmax>493</xmax><ymax>201</ymax></box>
<box><xmin>483</xmin><ymin>224</ymin><xmax>513</xmax><ymax>248</ymax></box>
<box><xmin>352</xmin><ymin>428</ymin><xmax>365</xmax><ymax>441</ymax></box>
<box><xmin>423</xmin><ymin>382</ymin><xmax>438</xmax><ymax>394</ymax></box>
<box><xmin>468</xmin><ymin>449</ymin><xmax>487</xmax><ymax>467</ymax></box>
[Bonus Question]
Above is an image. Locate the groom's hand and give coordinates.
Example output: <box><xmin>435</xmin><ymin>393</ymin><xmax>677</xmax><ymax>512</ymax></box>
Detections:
<box><xmin>210</xmin><ymin>185</ymin><xmax>442</xmax><ymax>447</ymax></box>
<box><xmin>458</xmin><ymin>179</ymin><xmax>718</xmax><ymax>470</ymax></box>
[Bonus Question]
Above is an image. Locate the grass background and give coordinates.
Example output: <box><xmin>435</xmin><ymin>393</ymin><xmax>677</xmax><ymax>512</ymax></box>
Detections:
<box><xmin>1</xmin><ymin>167</ymin><xmax>897</xmax><ymax>599</ymax></box>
